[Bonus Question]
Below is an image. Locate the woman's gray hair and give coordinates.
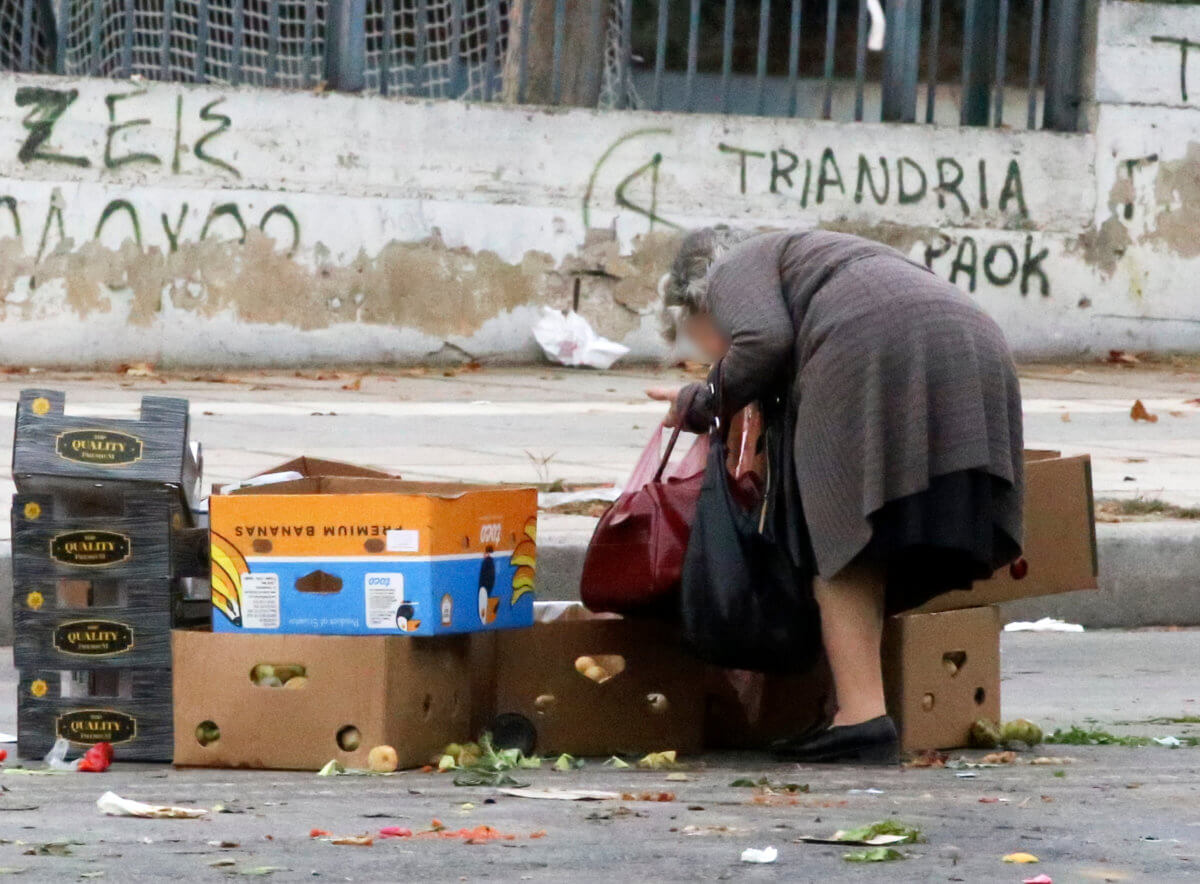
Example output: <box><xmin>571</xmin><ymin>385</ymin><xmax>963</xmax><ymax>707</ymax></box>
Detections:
<box><xmin>659</xmin><ymin>226</ymin><xmax>757</xmax><ymax>341</ymax></box>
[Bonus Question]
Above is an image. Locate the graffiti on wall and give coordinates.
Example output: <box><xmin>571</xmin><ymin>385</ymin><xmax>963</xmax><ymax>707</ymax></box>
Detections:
<box><xmin>7</xmin><ymin>86</ymin><xmax>301</xmax><ymax>257</ymax></box>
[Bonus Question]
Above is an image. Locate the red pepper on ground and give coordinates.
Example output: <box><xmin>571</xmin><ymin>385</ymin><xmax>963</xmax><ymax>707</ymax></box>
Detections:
<box><xmin>76</xmin><ymin>742</ymin><xmax>113</xmax><ymax>772</ymax></box>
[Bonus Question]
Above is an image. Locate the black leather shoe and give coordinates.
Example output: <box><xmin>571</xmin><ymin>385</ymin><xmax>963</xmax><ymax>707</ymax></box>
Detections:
<box><xmin>771</xmin><ymin>715</ymin><xmax>900</xmax><ymax>765</ymax></box>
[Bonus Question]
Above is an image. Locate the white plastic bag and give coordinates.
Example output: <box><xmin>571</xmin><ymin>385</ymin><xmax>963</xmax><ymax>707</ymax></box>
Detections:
<box><xmin>532</xmin><ymin>308</ymin><xmax>629</xmax><ymax>370</ymax></box>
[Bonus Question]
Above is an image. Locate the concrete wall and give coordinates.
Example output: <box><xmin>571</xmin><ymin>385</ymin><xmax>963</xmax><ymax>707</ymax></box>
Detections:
<box><xmin>0</xmin><ymin>0</ymin><xmax>1192</xmax><ymax>367</ymax></box>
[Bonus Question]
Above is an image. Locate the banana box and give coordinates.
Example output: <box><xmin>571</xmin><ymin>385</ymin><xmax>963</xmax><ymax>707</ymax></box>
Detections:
<box><xmin>209</xmin><ymin>469</ymin><xmax>538</xmax><ymax>636</ymax></box>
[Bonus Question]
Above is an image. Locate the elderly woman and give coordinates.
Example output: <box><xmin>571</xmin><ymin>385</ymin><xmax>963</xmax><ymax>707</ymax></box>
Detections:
<box><xmin>649</xmin><ymin>228</ymin><xmax>1023</xmax><ymax>764</ymax></box>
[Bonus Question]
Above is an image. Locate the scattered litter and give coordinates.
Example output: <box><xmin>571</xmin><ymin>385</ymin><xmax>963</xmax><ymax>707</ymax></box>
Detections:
<box><xmin>330</xmin><ymin>835</ymin><xmax>374</xmax><ymax>847</ymax></box>
<box><xmin>637</xmin><ymin>751</ymin><xmax>679</xmax><ymax>770</ymax></box>
<box><xmin>905</xmin><ymin>750</ymin><xmax>948</xmax><ymax>768</ymax></box>
<box><xmin>539</xmin><ymin>487</ymin><xmax>622</xmax><ymax>509</ymax></box>
<box><xmin>847</xmin><ymin>788</ymin><xmax>885</xmax><ymax>795</ymax></box>
<box><xmin>367</xmin><ymin>745</ymin><xmax>399</xmax><ymax>773</ymax></box>
<box><xmin>622</xmin><ymin>792</ymin><xmax>676</xmax><ymax>803</ymax></box>
<box><xmin>96</xmin><ymin>792</ymin><xmax>207</xmax><ymax>819</ymax></box>
<box><xmin>1023</xmin><ymin>876</ymin><xmax>1053</xmax><ymax>884</ymax></box>
<box><xmin>230</xmin><ymin>867</ymin><xmax>286</xmax><ymax>877</ymax></box>
<box><xmin>844</xmin><ymin>847</ymin><xmax>906</xmax><ymax>862</ymax></box>
<box><xmin>981</xmin><ymin>751</ymin><xmax>1019</xmax><ymax>765</ymax></box>
<box><xmin>1003</xmin><ymin>852</ymin><xmax>1040</xmax><ymax>864</ymax></box>
<box><xmin>532</xmin><ymin>308</ymin><xmax>629</xmax><ymax>370</ymax></box>
<box><xmin>0</xmin><ymin>871</ymin><xmax>26</xmax><ymax>877</ymax></box>
<box><xmin>379</xmin><ymin>827</ymin><xmax>413</xmax><ymax>839</ymax></box>
<box><xmin>0</xmin><ymin>734</ymin><xmax>14</xmax><ymax>744</ymax></box>
<box><xmin>1106</xmin><ymin>350</ymin><xmax>1140</xmax><ymax>366</ymax></box>
<box><xmin>553</xmin><ymin>753</ymin><xmax>583</xmax><ymax>772</ymax></box>
<box><xmin>499</xmin><ymin>788</ymin><xmax>618</xmax><ymax>801</ymax></box>
<box><xmin>1030</xmin><ymin>757</ymin><xmax>1075</xmax><ymax>766</ymax></box>
<box><xmin>23</xmin><ymin>840</ymin><xmax>81</xmax><ymax>856</ymax></box>
<box><xmin>1131</xmin><ymin>399</ymin><xmax>1159</xmax><ymax>423</ymax></box>
<box><xmin>666</xmin><ymin>773</ymin><xmax>691</xmax><ymax>782</ymax></box>
<box><xmin>730</xmin><ymin>778</ymin><xmax>809</xmax><ymax>793</ymax></box>
<box><xmin>978</xmin><ymin>797</ymin><xmax>1009</xmax><ymax>804</ymax></box>
<box><xmin>1005</xmin><ymin>618</ymin><xmax>1084</xmax><ymax>633</ymax></box>
<box><xmin>1153</xmin><ymin>736</ymin><xmax>1183</xmax><ymax>748</ymax></box>
<box><xmin>207</xmin><ymin>840</ymin><xmax>240</xmax><ymax>849</ymax></box>
<box><xmin>603</xmin><ymin>756</ymin><xmax>630</xmax><ymax>769</ymax></box>
<box><xmin>315</xmin><ymin>760</ymin><xmax>396</xmax><ymax>778</ymax></box>
<box><xmin>955</xmin><ymin>771</ymin><xmax>978</xmax><ymax>779</ymax></box>
<box><xmin>799</xmin><ymin>821</ymin><xmax>924</xmax><ymax>847</ymax></box>
<box><xmin>740</xmin><ymin>846</ymin><xmax>778</xmax><ymax>864</ymax></box>
<box><xmin>969</xmin><ymin>719</ymin><xmax>1003</xmax><ymax>749</ymax></box>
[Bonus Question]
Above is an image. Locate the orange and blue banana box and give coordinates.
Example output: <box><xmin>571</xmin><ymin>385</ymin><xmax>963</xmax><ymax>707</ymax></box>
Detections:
<box><xmin>208</xmin><ymin>472</ymin><xmax>537</xmax><ymax>636</ymax></box>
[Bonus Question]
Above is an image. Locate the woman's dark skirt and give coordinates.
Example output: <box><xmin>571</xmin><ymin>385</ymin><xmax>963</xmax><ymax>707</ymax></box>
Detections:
<box><xmin>857</xmin><ymin>469</ymin><xmax>1022</xmax><ymax>616</ymax></box>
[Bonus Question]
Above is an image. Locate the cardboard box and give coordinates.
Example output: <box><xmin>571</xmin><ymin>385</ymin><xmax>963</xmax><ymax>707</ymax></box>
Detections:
<box><xmin>883</xmin><ymin>606</ymin><xmax>1000</xmax><ymax>751</ymax></box>
<box><xmin>483</xmin><ymin>604</ymin><xmax>705</xmax><ymax>756</ymax></box>
<box><xmin>916</xmin><ymin>453</ymin><xmax>1098</xmax><ymax>614</ymax></box>
<box><xmin>704</xmin><ymin>661</ymin><xmax>833</xmax><ymax>750</ymax></box>
<box><xmin>17</xmin><ymin>668</ymin><xmax>173</xmax><ymax>762</ymax></box>
<box><xmin>171</xmin><ymin>629</ymin><xmax>472</xmax><ymax>771</ymax></box>
<box><xmin>208</xmin><ymin>468</ymin><xmax>537</xmax><ymax>636</ymax></box>
<box><xmin>12</xmin><ymin>389</ymin><xmax>200</xmax><ymax>514</ymax></box>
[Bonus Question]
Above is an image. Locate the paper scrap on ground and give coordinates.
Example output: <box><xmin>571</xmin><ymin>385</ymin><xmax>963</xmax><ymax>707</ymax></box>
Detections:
<box><xmin>798</xmin><ymin>834</ymin><xmax>908</xmax><ymax>847</ymax></box>
<box><xmin>740</xmin><ymin>846</ymin><xmax>778</xmax><ymax>864</ymax></box>
<box><xmin>532</xmin><ymin>308</ymin><xmax>629</xmax><ymax>370</ymax></box>
<box><xmin>0</xmin><ymin>733</ymin><xmax>15</xmax><ymax>743</ymax></box>
<box><xmin>1005</xmin><ymin>618</ymin><xmax>1084</xmax><ymax>633</ymax></box>
<box><xmin>1154</xmin><ymin>736</ymin><xmax>1183</xmax><ymax>747</ymax></box>
<box><xmin>498</xmin><ymin>788</ymin><xmax>619</xmax><ymax>801</ymax></box>
<box><xmin>96</xmin><ymin>791</ymin><xmax>208</xmax><ymax>819</ymax></box>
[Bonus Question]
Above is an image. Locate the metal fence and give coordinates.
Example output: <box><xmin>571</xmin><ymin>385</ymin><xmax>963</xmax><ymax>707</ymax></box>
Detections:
<box><xmin>0</xmin><ymin>0</ymin><xmax>1088</xmax><ymax>131</ymax></box>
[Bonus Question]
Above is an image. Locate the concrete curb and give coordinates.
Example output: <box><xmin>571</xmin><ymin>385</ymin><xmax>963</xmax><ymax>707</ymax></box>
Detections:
<box><xmin>2</xmin><ymin>522</ymin><xmax>1197</xmax><ymax>646</ymax></box>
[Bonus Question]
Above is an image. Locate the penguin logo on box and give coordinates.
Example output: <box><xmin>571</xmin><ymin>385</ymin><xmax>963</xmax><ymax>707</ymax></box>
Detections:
<box><xmin>477</xmin><ymin>547</ymin><xmax>499</xmax><ymax>625</ymax></box>
<box><xmin>395</xmin><ymin>602</ymin><xmax>421</xmax><ymax>633</ymax></box>
<box><xmin>440</xmin><ymin>593</ymin><xmax>454</xmax><ymax>627</ymax></box>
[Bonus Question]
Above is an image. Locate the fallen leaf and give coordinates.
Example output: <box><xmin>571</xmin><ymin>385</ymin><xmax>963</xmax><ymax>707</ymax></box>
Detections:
<box><xmin>1131</xmin><ymin>400</ymin><xmax>1159</xmax><ymax>423</ymax></box>
<box><xmin>1003</xmin><ymin>852</ymin><xmax>1040</xmax><ymax>863</ymax></box>
<box><xmin>981</xmin><ymin>751</ymin><xmax>1019</xmax><ymax>765</ymax></box>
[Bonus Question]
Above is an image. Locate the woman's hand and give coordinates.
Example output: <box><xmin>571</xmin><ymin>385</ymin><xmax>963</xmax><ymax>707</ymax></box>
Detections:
<box><xmin>647</xmin><ymin>387</ymin><xmax>683</xmax><ymax>428</ymax></box>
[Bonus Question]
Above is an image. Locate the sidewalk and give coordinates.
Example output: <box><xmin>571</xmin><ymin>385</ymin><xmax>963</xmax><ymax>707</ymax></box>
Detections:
<box><xmin>0</xmin><ymin>362</ymin><xmax>1197</xmax><ymax>637</ymax></box>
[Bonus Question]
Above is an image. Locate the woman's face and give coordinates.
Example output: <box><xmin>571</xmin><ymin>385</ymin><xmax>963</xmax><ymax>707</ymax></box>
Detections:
<box><xmin>684</xmin><ymin>313</ymin><xmax>730</xmax><ymax>362</ymax></box>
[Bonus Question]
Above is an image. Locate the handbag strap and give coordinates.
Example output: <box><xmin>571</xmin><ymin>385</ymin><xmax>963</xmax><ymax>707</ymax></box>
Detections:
<box><xmin>653</xmin><ymin>423</ymin><xmax>684</xmax><ymax>483</ymax></box>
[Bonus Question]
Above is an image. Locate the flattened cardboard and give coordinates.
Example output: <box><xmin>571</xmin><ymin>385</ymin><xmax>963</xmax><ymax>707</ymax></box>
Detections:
<box><xmin>171</xmin><ymin>629</ymin><xmax>472</xmax><ymax>770</ymax></box>
<box><xmin>487</xmin><ymin>610</ymin><xmax>705</xmax><ymax>756</ymax></box>
<box><xmin>883</xmin><ymin>606</ymin><xmax>1000</xmax><ymax>752</ymax></box>
<box><xmin>209</xmin><ymin>478</ymin><xmax>537</xmax><ymax>635</ymax></box>
<box><xmin>704</xmin><ymin>661</ymin><xmax>833</xmax><ymax>749</ymax></box>
<box><xmin>916</xmin><ymin>455</ymin><xmax>1098</xmax><ymax>614</ymax></box>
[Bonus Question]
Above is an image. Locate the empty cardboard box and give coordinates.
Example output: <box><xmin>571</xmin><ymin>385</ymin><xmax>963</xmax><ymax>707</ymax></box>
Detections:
<box><xmin>883</xmin><ymin>605</ymin><xmax>1001</xmax><ymax>752</ymax></box>
<box><xmin>484</xmin><ymin>603</ymin><xmax>705</xmax><ymax>756</ymax></box>
<box><xmin>172</xmin><ymin>629</ymin><xmax>473</xmax><ymax>770</ymax></box>
<box><xmin>917</xmin><ymin>453</ymin><xmax>1097</xmax><ymax>614</ymax></box>
<box><xmin>209</xmin><ymin>463</ymin><xmax>537</xmax><ymax>636</ymax></box>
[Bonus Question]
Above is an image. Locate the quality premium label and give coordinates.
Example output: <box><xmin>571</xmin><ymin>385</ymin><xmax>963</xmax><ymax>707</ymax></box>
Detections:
<box><xmin>50</xmin><ymin>531</ymin><xmax>131</xmax><ymax>567</ymax></box>
<box><xmin>53</xmin><ymin>620</ymin><xmax>134</xmax><ymax>657</ymax></box>
<box><xmin>56</xmin><ymin>709</ymin><xmax>137</xmax><ymax>744</ymax></box>
<box><xmin>55</xmin><ymin>429</ymin><xmax>144</xmax><ymax>466</ymax></box>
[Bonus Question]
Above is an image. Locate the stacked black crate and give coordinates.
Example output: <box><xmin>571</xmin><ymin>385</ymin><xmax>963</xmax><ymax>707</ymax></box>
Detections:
<box><xmin>10</xmin><ymin>390</ymin><xmax>208</xmax><ymax>761</ymax></box>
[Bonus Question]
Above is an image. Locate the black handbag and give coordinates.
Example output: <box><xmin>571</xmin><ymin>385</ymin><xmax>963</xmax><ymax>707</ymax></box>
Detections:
<box><xmin>680</xmin><ymin>367</ymin><xmax>822</xmax><ymax>674</ymax></box>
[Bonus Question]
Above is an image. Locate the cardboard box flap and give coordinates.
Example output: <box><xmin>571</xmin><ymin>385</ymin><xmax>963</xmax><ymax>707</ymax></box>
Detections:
<box><xmin>253</xmin><ymin>457</ymin><xmax>399</xmax><ymax>480</ymax></box>
<box><xmin>229</xmin><ymin>476</ymin><xmax>536</xmax><ymax>498</ymax></box>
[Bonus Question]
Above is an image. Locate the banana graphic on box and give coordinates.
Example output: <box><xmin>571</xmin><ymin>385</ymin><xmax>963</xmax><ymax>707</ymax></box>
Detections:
<box><xmin>510</xmin><ymin>516</ymin><xmax>537</xmax><ymax>606</ymax></box>
<box><xmin>210</xmin><ymin>532</ymin><xmax>248</xmax><ymax>627</ymax></box>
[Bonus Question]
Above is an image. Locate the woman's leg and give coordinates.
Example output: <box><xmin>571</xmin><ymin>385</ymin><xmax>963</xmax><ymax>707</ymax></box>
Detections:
<box><xmin>814</xmin><ymin>563</ymin><xmax>888</xmax><ymax>727</ymax></box>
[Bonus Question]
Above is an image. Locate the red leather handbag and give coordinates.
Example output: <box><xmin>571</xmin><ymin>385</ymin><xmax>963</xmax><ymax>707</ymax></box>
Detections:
<box><xmin>580</xmin><ymin>423</ymin><xmax>708</xmax><ymax>616</ymax></box>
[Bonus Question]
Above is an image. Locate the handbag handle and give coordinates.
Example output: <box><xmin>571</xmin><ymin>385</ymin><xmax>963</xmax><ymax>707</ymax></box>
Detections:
<box><xmin>653</xmin><ymin>423</ymin><xmax>684</xmax><ymax>483</ymax></box>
